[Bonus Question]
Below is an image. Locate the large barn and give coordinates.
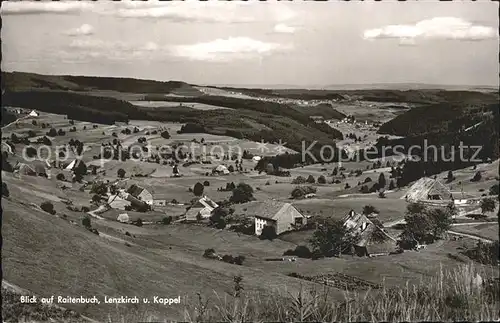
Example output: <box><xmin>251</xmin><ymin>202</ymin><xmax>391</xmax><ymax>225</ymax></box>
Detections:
<box><xmin>342</xmin><ymin>210</ymin><xmax>398</xmax><ymax>257</ymax></box>
<box><xmin>238</xmin><ymin>200</ymin><xmax>306</xmax><ymax>236</ymax></box>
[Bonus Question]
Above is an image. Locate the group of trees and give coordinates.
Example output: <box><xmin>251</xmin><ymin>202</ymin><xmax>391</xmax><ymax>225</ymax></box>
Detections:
<box><xmin>291</xmin><ymin>186</ymin><xmax>317</xmax><ymax>199</ymax></box>
<box><xmin>397</xmin><ymin>203</ymin><xmax>453</xmax><ymax>249</ymax></box>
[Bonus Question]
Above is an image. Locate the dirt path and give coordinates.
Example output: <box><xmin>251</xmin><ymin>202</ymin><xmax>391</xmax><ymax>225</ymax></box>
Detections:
<box><xmin>447</xmin><ymin>231</ymin><xmax>494</xmax><ymax>243</ymax></box>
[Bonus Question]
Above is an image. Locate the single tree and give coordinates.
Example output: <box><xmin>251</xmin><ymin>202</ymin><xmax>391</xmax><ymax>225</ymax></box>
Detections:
<box><xmin>309</xmin><ymin>218</ymin><xmax>358</xmax><ymax>257</ymax></box>
<box><xmin>378</xmin><ymin>173</ymin><xmax>386</xmax><ymax>188</ymax></box>
<box><xmin>117</xmin><ymin>168</ymin><xmax>126</xmax><ymax>179</ymax></box>
<box><xmin>193</xmin><ymin>182</ymin><xmax>205</xmax><ymax>196</ymax></box>
<box><xmin>230</xmin><ymin>183</ymin><xmax>254</xmax><ymax>204</ymax></box>
<box><xmin>317</xmin><ymin>175</ymin><xmax>327</xmax><ymax>184</ymax></box>
<box><xmin>2</xmin><ymin>182</ymin><xmax>10</xmax><ymax>197</ymax></box>
<box><xmin>82</xmin><ymin>216</ymin><xmax>91</xmax><ymax>228</ymax></box>
<box><xmin>472</xmin><ymin>171</ymin><xmax>482</xmax><ymax>182</ymax></box>
<box><xmin>362</xmin><ymin>205</ymin><xmax>379</xmax><ymax>215</ymax></box>
<box><xmin>306</xmin><ymin>175</ymin><xmax>316</xmax><ymax>184</ymax></box>
<box><xmin>447</xmin><ymin>170</ymin><xmax>454</xmax><ymax>183</ymax></box>
<box><xmin>481</xmin><ymin>198</ymin><xmax>496</xmax><ymax>215</ymax></box>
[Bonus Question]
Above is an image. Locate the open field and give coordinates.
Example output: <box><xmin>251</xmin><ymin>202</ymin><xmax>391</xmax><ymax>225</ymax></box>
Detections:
<box><xmin>2</xmin><ymin>71</ymin><xmax>499</xmax><ymax>322</ymax></box>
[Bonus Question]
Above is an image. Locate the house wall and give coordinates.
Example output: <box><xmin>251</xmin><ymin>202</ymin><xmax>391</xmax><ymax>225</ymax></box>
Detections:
<box><xmin>275</xmin><ymin>205</ymin><xmax>306</xmax><ymax>235</ymax></box>
<box><xmin>138</xmin><ymin>190</ymin><xmax>154</xmax><ymax>205</ymax></box>
<box><xmin>255</xmin><ymin>217</ymin><xmax>274</xmax><ymax>236</ymax></box>
<box><xmin>153</xmin><ymin>199</ymin><xmax>166</xmax><ymax>206</ymax></box>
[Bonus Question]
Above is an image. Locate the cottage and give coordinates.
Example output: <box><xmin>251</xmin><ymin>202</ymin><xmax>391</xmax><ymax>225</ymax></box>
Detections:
<box><xmin>127</xmin><ymin>184</ymin><xmax>153</xmax><ymax>205</ymax></box>
<box><xmin>108</xmin><ymin>194</ymin><xmax>131</xmax><ymax>210</ymax></box>
<box><xmin>405</xmin><ymin>178</ymin><xmax>453</xmax><ymax>202</ymax></box>
<box><xmin>28</xmin><ymin>110</ymin><xmax>39</xmax><ymax>117</ymax></box>
<box><xmin>212</xmin><ymin>165</ymin><xmax>229</xmax><ymax>175</ymax></box>
<box><xmin>240</xmin><ymin>200</ymin><xmax>306</xmax><ymax>236</ymax></box>
<box><xmin>342</xmin><ymin>210</ymin><xmax>397</xmax><ymax>257</ymax></box>
<box><xmin>185</xmin><ymin>196</ymin><xmax>219</xmax><ymax>221</ymax></box>
<box><xmin>117</xmin><ymin>213</ymin><xmax>130</xmax><ymax>223</ymax></box>
<box><xmin>14</xmin><ymin>162</ymin><xmax>36</xmax><ymax>176</ymax></box>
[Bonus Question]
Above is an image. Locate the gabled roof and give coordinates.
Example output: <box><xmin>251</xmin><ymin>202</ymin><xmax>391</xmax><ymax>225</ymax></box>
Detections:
<box><xmin>405</xmin><ymin>177</ymin><xmax>452</xmax><ymax>202</ymax></box>
<box><xmin>65</xmin><ymin>159</ymin><xmax>86</xmax><ymax>171</ymax></box>
<box><xmin>14</xmin><ymin>163</ymin><xmax>36</xmax><ymax>175</ymax></box>
<box><xmin>127</xmin><ymin>184</ymin><xmax>145</xmax><ymax>198</ymax></box>
<box><xmin>241</xmin><ymin>200</ymin><xmax>304</xmax><ymax>222</ymax></box>
<box><xmin>342</xmin><ymin>210</ymin><xmax>397</xmax><ymax>248</ymax></box>
<box><xmin>194</xmin><ymin>196</ymin><xmax>218</xmax><ymax>210</ymax></box>
<box><xmin>185</xmin><ymin>207</ymin><xmax>204</xmax><ymax>221</ymax></box>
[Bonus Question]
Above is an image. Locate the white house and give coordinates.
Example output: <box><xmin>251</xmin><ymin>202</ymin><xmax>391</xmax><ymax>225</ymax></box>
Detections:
<box><xmin>28</xmin><ymin>110</ymin><xmax>39</xmax><ymax>117</ymax></box>
<box><xmin>239</xmin><ymin>200</ymin><xmax>306</xmax><ymax>236</ymax></box>
<box><xmin>117</xmin><ymin>213</ymin><xmax>130</xmax><ymax>223</ymax></box>
<box><xmin>185</xmin><ymin>196</ymin><xmax>219</xmax><ymax>221</ymax></box>
<box><xmin>127</xmin><ymin>184</ymin><xmax>153</xmax><ymax>205</ymax></box>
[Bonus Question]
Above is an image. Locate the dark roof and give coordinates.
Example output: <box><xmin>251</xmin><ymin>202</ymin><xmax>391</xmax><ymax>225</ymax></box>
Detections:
<box><xmin>127</xmin><ymin>184</ymin><xmax>145</xmax><ymax>197</ymax></box>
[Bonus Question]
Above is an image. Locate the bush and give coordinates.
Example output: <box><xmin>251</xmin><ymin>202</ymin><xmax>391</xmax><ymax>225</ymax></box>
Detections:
<box><xmin>222</xmin><ymin>255</ymin><xmax>234</xmax><ymax>263</ymax></box>
<box><xmin>40</xmin><ymin>201</ymin><xmax>56</xmax><ymax>215</ymax></box>
<box><xmin>480</xmin><ymin>198</ymin><xmax>496</xmax><ymax>214</ymax></box>
<box><xmin>134</xmin><ymin>218</ymin><xmax>143</xmax><ymax>227</ymax></box>
<box><xmin>291</xmin><ymin>185</ymin><xmax>317</xmax><ymax>199</ymax></box>
<box><xmin>489</xmin><ymin>184</ymin><xmax>499</xmax><ymax>196</ymax></box>
<box><xmin>364</xmin><ymin>177</ymin><xmax>372</xmax><ymax>183</ymax></box>
<box><xmin>46</xmin><ymin>128</ymin><xmax>57</xmax><ymax>136</ymax></box>
<box><xmin>378</xmin><ymin>173</ymin><xmax>386</xmax><ymax>188</ymax></box>
<box><xmin>160</xmin><ymin>130</ymin><xmax>171</xmax><ymax>139</ymax></box>
<box><xmin>117</xmin><ymin>168</ymin><xmax>126</xmax><ymax>178</ymax></box>
<box><xmin>306</xmin><ymin>175</ymin><xmax>316</xmax><ymax>184</ymax></box>
<box><xmin>471</xmin><ymin>171</ymin><xmax>482</xmax><ymax>182</ymax></box>
<box><xmin>203</xmin><ymin>248</ymin><xmax>216</xmax><ymax>258</ymax></box>
<box><xmin>230</xmin><ymin>183</ymin><xmax>254</xmax><ymax>204</ymax></box>
<box><xmin>90</xmin><ymin>182</ymin><xmax>107</xmax><ymax>195</ymax></box>
<box><xmin>360</xmin><ymin>185</ymin><xmax>369</xmax><ymax>193</ymax></box>
<box><xmin>292</xmin><ymin>176</ymin><xmax>307</xmax><ymax>184</ymax></box>
<box><xmin>233</xmin><ymin>255</ymin><xmax>245</xmax><ymax>265</ymax></box>
<box><xmin>193</xmin><ymin>182</ymin><xmax>205</xmax><ymax>196</ymax></box>
<box><xmin>260</xmin><ymin>225</ymin><xmax>277</xmax><ymax>240</ymax></box>
<box><xmin>362</xmin><ymin>205</ymin><xmax>379</xmax><ymax>215</ymax></box>
<box><xmin>317</xmin><ymin>175</ymin><xmax>327</xmax><ymax>184</ymax></box>
<box><xmin>82</xmin><ymin>216</ymin><xmax>91</xmax><ymax>228</ymax></box>
<box><xmin>2</xmin><ymin>182</ymin><xmax>10</xmax><ymax>197</ymax></box>
<box><xmin>283</xmin><ymin>245</ymin><xmax>312</xmax><ymax>258</ymax></box>
<box><xmin>162</xmin><ymin>216</ymin><xmax>172</xmax><ymax>225</ymax></box>
<box><xmin>203</xmin><ymin>180</ymin><xmax>210</xmax><ymax>186</ymax></box>
<box><xmin>228</xmin><ymin>165</ymin><xmax>235</xmax><ymax>172</ymax></box>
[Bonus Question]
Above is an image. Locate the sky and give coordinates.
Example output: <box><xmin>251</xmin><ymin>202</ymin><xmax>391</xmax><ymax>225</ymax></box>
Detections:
<box><xmin>1</xmin><ymin>0</ymin><xmax>499</xmax><ymax>87</ymax></box>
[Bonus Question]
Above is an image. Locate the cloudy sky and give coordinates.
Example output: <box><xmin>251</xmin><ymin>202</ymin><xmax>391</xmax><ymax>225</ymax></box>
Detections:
<box><xmin>2</xmin><ymin>0</ymin><xmax>498</xmax><ymax>87</ymax></box>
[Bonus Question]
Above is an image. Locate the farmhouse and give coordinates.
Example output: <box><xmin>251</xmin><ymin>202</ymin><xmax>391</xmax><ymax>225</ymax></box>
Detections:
<box><xmin>28</xmin><ymin>110</ymin><xmax>39</xmax><ymax>117</ymax></box>
<box><xmin>212</xmin><ymin>165</ymin><xmax>230</xmax><ymax>175</ymax></box>
<box><xmin>14</xmin><ymin>162</ymin><xmax>36</xmax><ymax>176</ymax></box>
<box><xmin>342</xmin><ymin>210</ymin><xmax>397</xmax><ymax>257</ymax></box>
<box><xmin>185</xmin><ymin>196</ymin><xmax>219</xmax><ymax>221</ymax></box>
<box><xmin>108</xmin><ymin>194</ymin><xmax>131</xmax><ymax>210</ymax></box>
<box><xmin>127</xmin><ymin>184</ymin><xmax>153</xmax><ymax>205</ymax></box>
<box><xmin>404</xmin><ymin>178</ymin><xmax>453</xmax><ymax>202</ymax></box>
<box><xmin>240</xmin><ymin>200</ymin><xmax>306</xmax><ymax>236</ymax></box>
<box><xmin>117</xmin><ymin>213</ymin><xmax>130</xmax><ymax>223</ymax></box>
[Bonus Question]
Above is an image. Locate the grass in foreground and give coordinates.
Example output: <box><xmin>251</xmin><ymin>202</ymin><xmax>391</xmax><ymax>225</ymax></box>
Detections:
<box><xmin>111</xmin><ymin>263</ymin><xmax>498</xmax><ymax>322</ymax></box>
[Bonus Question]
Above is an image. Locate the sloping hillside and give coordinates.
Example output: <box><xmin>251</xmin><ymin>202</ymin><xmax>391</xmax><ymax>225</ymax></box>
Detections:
<box><xmin>2</xmin><ymin>175</ymin><xmax>342</xmax><ymax>321</ymax></box>
<box><xmin>2</xmin><ymin>71</ymin><xmax>202</xmax><ymax>95</ymax></box>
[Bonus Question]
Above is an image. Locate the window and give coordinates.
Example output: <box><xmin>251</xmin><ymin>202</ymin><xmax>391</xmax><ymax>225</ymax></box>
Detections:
<box><xmin>294</xmin><ymin>217</ymin><xmax>303</xmax><ymax>226</ymax></box>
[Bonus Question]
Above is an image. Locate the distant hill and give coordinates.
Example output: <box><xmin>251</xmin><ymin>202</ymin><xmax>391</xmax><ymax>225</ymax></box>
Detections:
<box><xmin>1</xmin><ymin>71</ymin><xmax>202</xmax><ymax>95</ymax></box>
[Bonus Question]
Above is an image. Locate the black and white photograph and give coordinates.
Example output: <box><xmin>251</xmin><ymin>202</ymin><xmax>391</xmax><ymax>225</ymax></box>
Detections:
<box><xmin>1</xmin><ymin>0</ymin><xmax>499</xmax><ymax>322</ymax></box>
